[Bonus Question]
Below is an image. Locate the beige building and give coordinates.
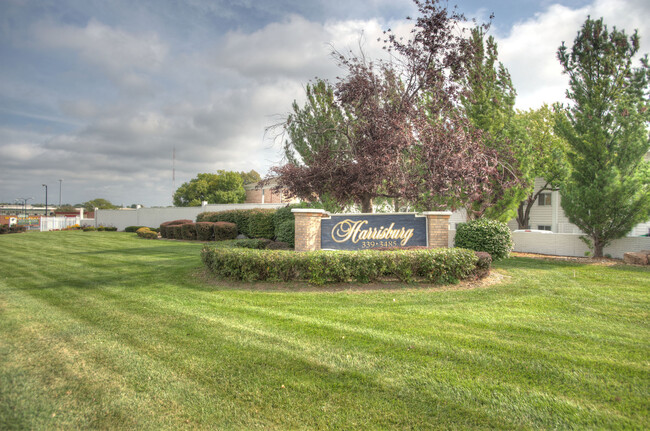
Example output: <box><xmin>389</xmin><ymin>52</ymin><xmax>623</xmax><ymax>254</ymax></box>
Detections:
<box><xmin>244</xmin><ymin>179</ymin><xmax>298</xmax><ymax>204</ymax></box>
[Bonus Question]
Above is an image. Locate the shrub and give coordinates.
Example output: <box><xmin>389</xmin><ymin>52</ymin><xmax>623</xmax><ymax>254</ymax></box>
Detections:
<box><xmin>247</xmin><ymin>209</ymin><xmax>275</xmax><ymax>239</ymax></box>
<box><xmin>104</xmin><ymin>226</ymin><xmax>117</xmax><ymax>231</ymax></box>
<box><xmin>197</xmin><ymin>210</ymin><xmax>249</xmax><ymax>235</ymax></box>
<box><xmin>267</xmin><ymin>241</ymin><xmax>290</xmax><ymax>250</ymax></box>
<box><xmin>455</xmin><ymin>219</ymin><xmax>513</xmax><ymax>260</ymax></box>
<box><xmin>136</xmin><ymin>227</ymin><xmax>158</xmax><ymax>239</ymax></box>
<box><xmin>198</xmin><ymin>209</ymin><xmax>279</xmax><ymax>237</ymax></box>
<box><xmin>473</xmin><ymin>252</ymin><xmax>492</xmax><ymax>279</ymax></box>
<box><xmin>96</xmin><ymin>226</ymin><xmax>106</xmax><ymax>231</ymax></box>
<box><xmin>1</xmin><ymin>225</ymin><xmax>27</xmax><ymax>234</ymax></box>
<box><xmin>141</xmin><ymin>230</ymin><xmax>158</xmax><ymax>239</ymax></box>
<box><xmin>83</xmin><ymin>227</ymin><xmax>96</xmax><ymax>232</ymax></box>
<box><xmin>181</xmin><ymin>223</ymin><xmax>197</xmax><ymax>240</ymax></box>
<box><xmin>273</xmin><ymin>202</ymin><xmax>324</xmax><ymax>246</ymax></box>
<box><xmin>274</xmin><ymin>219</ymin><xmax>295</xmax><ymax>246</ymax></box>
<box><xmin>170</xmin><ymin>225</ymin><xmax>183</xmax><ymax>239</ymax></box>
<box><xmin>232</xmin><ymin>238</ymin><xmax>272</xmax><ymax>249</ymax></box>
<box><xmin>201</xmin><ymin>247</ymin><xmax>479</xmax><ymax>284</ymax></box>
<box><xmin>214</xmin><ymin>222</ymin><xmax>237</xmax><ymax>241</ymax></box>
<box><xmin>125</xmin><ymin>226</ymin><xmax>146</xmax><ymax>232</ymax></box>
<box><xmin>195</xmin><ymin>222</ymin><xmax>215</xmax><ymax>241</ymax></box>
<box><xmin>159</xmin><ymin>219</ymin><xmax>193</xmax><ymax>238</ymax></box>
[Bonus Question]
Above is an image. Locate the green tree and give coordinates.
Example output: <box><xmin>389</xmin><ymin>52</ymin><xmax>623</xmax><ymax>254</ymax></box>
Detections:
<box><xmin>556</xmin><ymin>17</ymin><xmax>650</xmax><ymax>257</ymax></box>
<box><xmin>56</xmin><ymin>204</ymin><xmax>77</xmax><ymax>212</ymax></box>
<box><xmin>239</xmin><ymin>170</ymin><xmax>261</xmax><ymax>185</ymax></box>
<box><xmin>515</xmin><ymin>104</ymin><xmax>570</xmax><ymax>229</ymax></box>
<box><xmin>459</xmin><ymin>27</ymin><xmax>524</xmax><ymax>222</ymax></box>
<box><xmin>173</xmin><ymin>171</ymin><xmax>246</xmax><ymax>207</ymax></box>
<box><xmin>83</xmin><ymin>198</ymin><xmax>117</xmax><ymax>213</ymax></box>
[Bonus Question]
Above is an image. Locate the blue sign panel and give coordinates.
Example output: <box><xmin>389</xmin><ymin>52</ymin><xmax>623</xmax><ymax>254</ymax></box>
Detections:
<box><xmin>321</xmin><ymin>213</ymin><xmax>427</xmax><ymax>250</ymax></box>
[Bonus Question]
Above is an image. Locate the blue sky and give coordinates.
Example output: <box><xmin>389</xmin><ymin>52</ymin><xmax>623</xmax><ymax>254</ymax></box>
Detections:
<box><xmin>1</xmin><ymin>0</ymin><xmax>648</xmax><ymax>207</ymax></box>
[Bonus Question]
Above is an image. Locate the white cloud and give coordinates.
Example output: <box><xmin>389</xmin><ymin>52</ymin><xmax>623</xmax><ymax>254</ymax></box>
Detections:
<box><xmin>32</xmin><ymin>18</ymin><xmax>168</xmax><ymax>93</ymax></box>
<box><xmin>497</xmin><ymin>0</ymin><xmax>650</xmax><ymax>110</ymax></box>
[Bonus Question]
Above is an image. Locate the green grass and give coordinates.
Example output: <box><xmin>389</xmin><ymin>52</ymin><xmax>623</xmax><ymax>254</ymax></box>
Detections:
<box><xmin>1</xmin><ymin>231</ymin><xmax>648</xmax><ymax>430</ymax></box>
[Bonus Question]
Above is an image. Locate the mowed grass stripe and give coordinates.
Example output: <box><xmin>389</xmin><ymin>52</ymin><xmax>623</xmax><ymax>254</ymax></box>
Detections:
<box><xmin>1</xmin><ymin>231</ymin><xmax>649</xmax><ymax>429</ymax></box>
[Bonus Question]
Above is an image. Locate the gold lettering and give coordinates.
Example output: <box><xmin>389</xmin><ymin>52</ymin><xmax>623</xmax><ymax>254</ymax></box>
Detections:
<box><xmin>331</xmin><ymin>219</ymin><xmax>416</xmax><ymax>246</ymax></box>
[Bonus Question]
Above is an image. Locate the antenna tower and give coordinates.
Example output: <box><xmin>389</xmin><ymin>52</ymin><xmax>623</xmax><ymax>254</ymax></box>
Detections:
<box><xmin>172</xmin><ymin>146</ymin><xmax>176</xmax><ymax>203</ymax></box>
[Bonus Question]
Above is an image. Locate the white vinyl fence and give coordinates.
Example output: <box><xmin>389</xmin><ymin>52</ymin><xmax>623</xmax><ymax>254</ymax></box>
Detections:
<box><xmin>95</xmin><ymin>203</ymin><xmax>285</xmax><ymax>231</ymax></box>
<box><xmin>449</xmin><ymin>228</ymin><xmax>649</xmax><ymax>259</ymax></box>
<box><xmin>40</xmin><ymin>216</ymin><xmax>81</xmax><ymax>232</ymax></box>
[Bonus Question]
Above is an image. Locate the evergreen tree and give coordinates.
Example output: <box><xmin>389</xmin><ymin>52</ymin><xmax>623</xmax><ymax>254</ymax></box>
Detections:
<box><xmin>556</xmin><ymin>17</ymin><xmax>650</xmax><ymax>257</ymax></box>
<box><xmin>459</xmin><ymin>28</ymin><xmax>524</xmax><ymax>222</ymax></box>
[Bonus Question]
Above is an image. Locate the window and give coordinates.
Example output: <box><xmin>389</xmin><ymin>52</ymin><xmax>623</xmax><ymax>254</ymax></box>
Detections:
<box><xmin>538</xmin><ymin>193</ymin><xmax>552</xmax><ymax>206</ymax></box>
<box><xmin>537</xmin><ymin>225</ymin><xmax>552</xmax><ymax>231</ymax></box>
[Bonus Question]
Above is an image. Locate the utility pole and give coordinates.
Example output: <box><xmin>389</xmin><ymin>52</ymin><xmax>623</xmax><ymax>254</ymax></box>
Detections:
<box><xmin>172</xmin><ymin>146</ymin><xmax>176</xmax><ymax>205</ymax></box>
<box><xmin>42</xmin><ymin>184</ymin><xmax>48</xmax><ymax>217</ymax></box>
<box><xmin>58</xmin><ymin>179</ymin><xmax>63</xmax><ymax>207</ymax></box>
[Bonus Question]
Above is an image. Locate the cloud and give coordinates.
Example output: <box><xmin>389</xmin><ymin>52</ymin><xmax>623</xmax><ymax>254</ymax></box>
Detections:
<box><xmin>497</xmin><ymin>0</ymin><xmax>650</xmax><ymax>110</ymax></box>
<box><xmin>32</xmin><ymin>18</ymin><xmax>168</xmax><ymax>93</ymax></box>
<box><xmin>2</xmin><ymin>0</ymin><xmax>648</xmax><ymax>206</ymax></box>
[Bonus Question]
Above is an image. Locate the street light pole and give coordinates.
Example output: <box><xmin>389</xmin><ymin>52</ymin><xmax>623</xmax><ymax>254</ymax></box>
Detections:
<box><xmin>42</xmin><ymin>184</ymin><xmax>48</xmax><ymax>217</ymax></box>
<box><xmin>58</xmin><ymin>179</ymin><xmax>63</xmax><ymax>207</ymax></box>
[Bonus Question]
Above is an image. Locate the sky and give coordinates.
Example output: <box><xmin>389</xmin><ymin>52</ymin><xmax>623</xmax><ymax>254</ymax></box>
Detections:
<box><xmin>1</xmin><ymin>0</ymin><xmax>649</xmax><ymax>207</ymax></box>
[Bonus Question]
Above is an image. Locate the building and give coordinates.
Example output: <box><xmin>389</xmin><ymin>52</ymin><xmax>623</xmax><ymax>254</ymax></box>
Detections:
<box><xmin>244</xmin><ymin>179</ymin><xmax>298</xmax><ymax>204</ymax></box>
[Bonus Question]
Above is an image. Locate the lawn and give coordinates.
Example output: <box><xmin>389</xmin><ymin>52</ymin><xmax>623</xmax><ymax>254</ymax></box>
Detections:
<box><xmin>1</xmin><ymin>231</ymin><xmax>648</xmax><ymax>430</ymax></box>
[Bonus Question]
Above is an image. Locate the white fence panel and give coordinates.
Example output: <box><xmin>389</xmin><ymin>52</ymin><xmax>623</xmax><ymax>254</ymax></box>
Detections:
<box><xmin>449</xmin><ymin>228</ymin><xmax>649</xmax><ymax>258</ymax></box>
<box><xmin>95</xmin><ymin>203</ymin><xmax>286</xmax><ymax>231</ymax></box>
<box><xmin>40</xmin><ymin>216</ymin><xmax>81</xmax><ymax>232</ymax></box>
<box><xmin>511</xmin><ymin>231</ymin><xmax>650</xmax><ymax>259</ymax></box>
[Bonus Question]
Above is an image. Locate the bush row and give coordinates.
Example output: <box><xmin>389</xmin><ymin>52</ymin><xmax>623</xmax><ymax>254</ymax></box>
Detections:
<box><xmin>201</xmin><ymin>247</ymin><xmax>484</xmax><ymax>285</ymax></box>
<box><xmin>158</xmin><ymin>219</ymin><xmax>238</xmax><ymax>241</ymax></box>
<box><xmin>0</xmin><ymin>225</ymin><xmax>27</xmax><ymax>234</ymax></box>
<box><xmin>82</xmin><ymin>226</ymin><xmax>118</xmax><ymax>232</ymax></box>
<box><xmin>125</xmin><ymin>225</ymin><xmax>159</xmax><ymax>233</ymax></box>
<box><xmin>197</xmin><ymin>203</ymin><xmax>322</xmax><ymax>246</ymax></box>
<box><xmin>231</xmin><ymin>238</ymin><xmax>290</xmax><ymax>250</ymax></box>
<box><xmin>196</xmin><ymin>209</ymin><xmax>275</xmax><ymax>239</ymax></box>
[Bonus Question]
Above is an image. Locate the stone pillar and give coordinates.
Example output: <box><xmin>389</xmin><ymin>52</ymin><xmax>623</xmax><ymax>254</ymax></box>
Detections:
<box><xmin>292</xmin><ymin>209</ymin><xmax>329</xmax><ymax>252</ymax></box>
<box><xmin>423</xmin><ymin>211</ymin><xmax>452</xmax><ymax>248</ymax></box>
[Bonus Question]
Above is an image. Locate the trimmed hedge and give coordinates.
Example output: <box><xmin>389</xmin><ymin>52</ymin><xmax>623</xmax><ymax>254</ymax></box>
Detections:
<box><xmin>232</xmin><ymin>238</ymin><xmax>273</xmax><ymax>249</ymax></box>
<box><xmin>455</xmin><ymin>219</ymin><xmax>513</xmax><ymax>260</ymax></box>
<box><xmin>214</xmin><ymin>222</ymin><xmax>237</xmax><ymax>241</ymax></box>
<box><xmin>201</xmin><ymin>247</ymin><xmax>483</xmax><ymax>285</ymax></box>
<box><xmin>196</xmin><ymin>222</ymin><xmax>215</xmax><ymax>241</ymax></box>
<box><xmin>0</xmin><ymin>225</ymin><xmax>27</xmax><ymax>234</ymax></box>
<box><xmin>274</xmin><ymin>219</ymin><xmax>295</xmax><ymax>246</ymax></box>
<box><xmin>125</xmin><ymin>226</ymin><xmax>146</xmax><ymax>232</ymax></box>
<box><xmin>160</xmin><ymin>219</ymin><xmax>193</xmax><ymax>238</ymax></box>
<box><xmin>181</xmin><ymin>223</ymin><xmax>197</xmax><ymax>240</ymax></box>
<box><xmin>272</xmin><ymin>202</ymin><xmax>322</xmax><ymax>247</ymax></box>
<box><xmin>170</xmin><ymin>225</ymin><xmax>184</xmax><ymax>239</ymax></box>
<box><xmin>247</xmin><ymin>209</ymin><xmax>275</xmax><ymax>239</ymax></box>
<box><xmin>267</xmin><ymin>241</ymin><xmax>290</xmax><ymax>250</ymax></box>
<box><xmin>197</xmin><ymin>210</ymin><xmax>251</xmax><ymax>236</ymax></box>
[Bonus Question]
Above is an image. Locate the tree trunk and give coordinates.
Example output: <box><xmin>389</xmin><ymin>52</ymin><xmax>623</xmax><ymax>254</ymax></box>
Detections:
<box><xmin>516</xmin><ymin>197</ymin><xmax>534</xmax><ymax>229</ymax></box>
<box><xmin>361</xmin><ymin>195</ymin><xmax>373</xmax><ymax>213</ymax></box>
<box><xmin>593</xmin><ymin>236</ymin><xmax>604</xmax><ymax>258</ymax></box>
<box><xmin>394</xmin><ymin>198</ymin><xmax>400</xmax><ymax>212</ymax></box>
